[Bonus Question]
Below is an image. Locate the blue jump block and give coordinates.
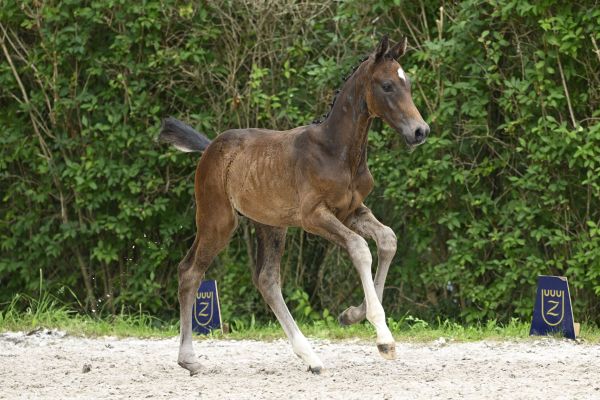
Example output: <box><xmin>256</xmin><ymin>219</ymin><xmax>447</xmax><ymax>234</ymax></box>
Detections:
<box><xmin>192</xmin><ymin>280</ymin><xmax>222</xmax><ymax>335</ymax></box>
<box><xmin>530</xmin><ymin>275</ymin><xmax>576</xmax><ymax>340</ymax></box>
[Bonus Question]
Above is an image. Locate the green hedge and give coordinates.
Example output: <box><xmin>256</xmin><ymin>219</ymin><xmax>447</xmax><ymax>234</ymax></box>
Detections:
<box><xmin>1</xmin><ymin>0</ymin><xmax>599</xmax><ymax>324</ymax></box>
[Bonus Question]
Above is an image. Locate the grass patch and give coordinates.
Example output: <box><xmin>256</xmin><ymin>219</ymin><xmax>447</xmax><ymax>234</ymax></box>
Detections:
<box><xmin>2</xmin><ymin>292</ymin><xmax>599</xmax><ymax>343</ymax></box>
<box><xmin>219</xmin><ymin>316</ymin><xmax>600</xmax><ymax>343</ymax></box>
<box><xmin>0</xmin><ymin>292</ymin><xmax>178</xmax><ymax>338</ymax></box>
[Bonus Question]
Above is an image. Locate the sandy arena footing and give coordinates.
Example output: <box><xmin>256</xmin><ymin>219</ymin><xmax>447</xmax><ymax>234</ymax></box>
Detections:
<box><xmin>1</xmin><ymin>330</ymin><xmax>599</xmax><ymax>399</ymax></box>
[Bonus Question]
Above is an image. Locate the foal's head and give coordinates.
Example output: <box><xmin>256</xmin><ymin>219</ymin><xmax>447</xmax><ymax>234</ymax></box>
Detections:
<box><xmin>365</xmin><ymin>36</ymin><xmax>430</xmax><ymax>147</ymax></box>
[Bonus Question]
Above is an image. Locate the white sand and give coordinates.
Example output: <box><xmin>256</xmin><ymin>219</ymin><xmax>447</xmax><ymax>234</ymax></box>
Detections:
<box><xmin>1</xmin><ymin>329</ymin><xmax>599</xmax><ymax>399</ymax></box>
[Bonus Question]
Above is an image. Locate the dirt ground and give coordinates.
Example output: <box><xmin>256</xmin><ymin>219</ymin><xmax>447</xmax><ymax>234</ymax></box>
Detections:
<box><xmin>1</xmin><ymin>329</ymin><xmax>599</xmax><ymax>400</ymax></box>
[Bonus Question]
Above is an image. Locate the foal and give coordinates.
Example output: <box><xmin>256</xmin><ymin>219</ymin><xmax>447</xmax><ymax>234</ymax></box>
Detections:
<box><xmin>159</xmin><ymin>36</ymin><xmax>429</xmax><ymax>375</ymax></box>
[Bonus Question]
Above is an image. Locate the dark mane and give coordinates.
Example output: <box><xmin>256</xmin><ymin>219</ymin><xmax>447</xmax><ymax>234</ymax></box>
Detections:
<box><xmin>311</xmin><ymin>55</ymin><xmax>370</xmax><ymax>125</ymax></box>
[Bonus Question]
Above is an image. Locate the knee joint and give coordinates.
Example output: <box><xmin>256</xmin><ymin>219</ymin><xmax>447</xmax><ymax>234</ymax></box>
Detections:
<box><xmin>257</xmin><ymin>268</ymin><xmax>279</xmax><ymax>294</ymax></box>
<box><xmin>379</xmin><ymin>227</ymin><xmax>397</xmax><ymax>257</ymax></box>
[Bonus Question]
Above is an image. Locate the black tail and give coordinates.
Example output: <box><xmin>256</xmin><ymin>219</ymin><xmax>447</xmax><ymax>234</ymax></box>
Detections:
<box><xmin>158</xmin><ymin>117</ymin><xmax>212</xmax><ymax>152</ymax></box>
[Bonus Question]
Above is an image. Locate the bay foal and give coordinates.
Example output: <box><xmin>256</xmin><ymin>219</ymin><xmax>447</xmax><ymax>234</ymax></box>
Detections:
<box><xmin>159</xmin><ymin>36</ymin><xmax>429</xmax><ymax>375</ymax></box>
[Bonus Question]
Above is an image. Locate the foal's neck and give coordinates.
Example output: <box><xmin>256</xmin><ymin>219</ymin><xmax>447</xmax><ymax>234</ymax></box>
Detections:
<box><xmin>320</xmin><ymin>66</ymin><xmax>372</xmax><ymax>172</ymax></box>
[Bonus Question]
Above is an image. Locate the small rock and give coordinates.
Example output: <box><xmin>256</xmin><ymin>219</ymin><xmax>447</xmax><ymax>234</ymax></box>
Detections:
<box><xmin>82</xmin><ymin>363</ymin><xmax>92</xmax><ymax>373</ymax></box>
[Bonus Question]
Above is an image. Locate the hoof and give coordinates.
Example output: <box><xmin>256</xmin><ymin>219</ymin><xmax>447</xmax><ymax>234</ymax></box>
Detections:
<box><xmin>377</xmin><ymin>343</ymin><xmax>396</xmax><ymax>360</ymax></box>
<box><xmin>308</xmin><ymin>365</ymin><xmax>322</xmax><ymax>375</ymax></box>
<box><xmin>338</xmin><ymin>312</ymin><xmax>353</xmax><ymax>327</ymax></box>
<box><xmin>178</xmin><ymin>360</ymin><xmax>204</xmax><ymax>376</ymax></box>
<box><xmin>338</xmin><ymin>306</ymin><xmax>365</xmax><ymax>326</ymax></box>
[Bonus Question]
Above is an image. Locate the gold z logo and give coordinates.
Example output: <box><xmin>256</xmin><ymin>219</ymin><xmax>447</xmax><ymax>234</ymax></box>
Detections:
<box><xmin>197</xmin><ymin>301</ymin><xmax>210</xmax><ymax>317</ymax></box>
<box><xmin>546</xmin><ymin>300</ymin><xmax>560</xmax><ymax>317</ymax></box>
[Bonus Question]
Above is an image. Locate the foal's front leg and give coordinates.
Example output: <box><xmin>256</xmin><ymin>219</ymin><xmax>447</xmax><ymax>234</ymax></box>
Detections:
<box><xmin>303</xmin><ymin>205</ymin><xmax>396</xmax><ymax>359</ymax></box>
<box><xmin>339</xmin><ymin>205</ymin><xmax>397</xmax><ymax>326</ymax></box>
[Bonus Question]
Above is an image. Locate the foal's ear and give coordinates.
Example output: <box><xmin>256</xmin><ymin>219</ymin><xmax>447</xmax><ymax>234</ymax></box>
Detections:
<box><xmin>374</xmin><ymin>35</ymin><xmax>389</xmax><ymax>62</ymax></box>
<box><xmin>386</xmin><ymin>37</ymin><xmax>408</xmax><ymax>60</ymax></box>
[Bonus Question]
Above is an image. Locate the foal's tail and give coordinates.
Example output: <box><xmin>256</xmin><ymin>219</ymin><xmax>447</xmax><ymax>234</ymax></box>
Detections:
<box><xmin>158</xmin><ymin>117</ymin><xmax>212</xmax><ymax>152</ymax></box>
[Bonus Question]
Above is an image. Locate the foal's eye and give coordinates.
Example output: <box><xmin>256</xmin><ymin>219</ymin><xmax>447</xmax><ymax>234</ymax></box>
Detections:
<box><xmin>382</xmin><ymin>82</ymin><xmax>393</xmax><ymax>92</ymax></box>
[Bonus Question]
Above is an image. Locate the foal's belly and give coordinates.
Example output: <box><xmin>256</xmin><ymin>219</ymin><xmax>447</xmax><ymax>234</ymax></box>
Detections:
<box><xmin>232</xmin><ymin>191</ymin><xmax>302</xmax><ymax>227</ymax></box>
<box><xmin>225</xmin><ymin>148</ymin><xmax>302</xmax><ymax>227</ymax></box>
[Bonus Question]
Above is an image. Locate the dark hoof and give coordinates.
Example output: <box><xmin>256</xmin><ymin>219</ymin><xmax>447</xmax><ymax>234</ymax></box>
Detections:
<box><xmin>338</xmin><ymin>306</ymin><xmax>364</xmax><ymax>326</ymax></box>
<box><xmin>338</xmin><ymin>312</ymin><xmax>353</xmax><ymax>327</ymax></box>
<box><xmin>308</xmin><ymin>365</ymin><xmax>322</xmax><ymax>375</ymax></box>
<box><xmin>377</xmin><ymin>343</ymin><xmax>396</xmax><ymax>360</ymax></box>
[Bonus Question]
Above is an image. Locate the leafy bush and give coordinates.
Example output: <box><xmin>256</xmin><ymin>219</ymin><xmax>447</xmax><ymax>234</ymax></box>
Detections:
<box><xmin>1</xmin><ymin>0</ymin><xmax>598</xmax><ymax>324</ymax></box>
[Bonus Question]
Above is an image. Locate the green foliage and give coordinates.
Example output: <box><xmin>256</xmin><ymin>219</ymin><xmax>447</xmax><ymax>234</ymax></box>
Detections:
<box><xmin>365</xmin><ymin>0</ymin><xmax>600</xmax><ymax>323</ymax></box>
<box><xmin>1</xmin><ymin>0</ymin><xmax>599</xmax><ymax>326</ymax></box>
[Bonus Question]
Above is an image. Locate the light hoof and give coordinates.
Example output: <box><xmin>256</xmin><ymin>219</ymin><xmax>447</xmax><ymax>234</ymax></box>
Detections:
<box><xmin>338</xmin><ymin>306</ymin><xmax>365</xmax><ymax>326</ymax></box>
<box><xmin>178</xmin><ymin>360</ymin><xmax>204</xmax><ymax>376</ymax></box>
<box><xmin>377</xmin><ymin>343</ymin><xmax>396</xmax><ymax>360</ymax></box>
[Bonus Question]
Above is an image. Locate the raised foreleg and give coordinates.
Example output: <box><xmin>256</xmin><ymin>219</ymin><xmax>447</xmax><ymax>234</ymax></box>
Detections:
<box><xmin>302</xmin><ymin>205</ymin><xmax>395</xmax><ymax>360</ymax></box>
<box><xmin>338</xmin><ymin>205</ymin><xmax>397</xmax><ymax>326</ymax></box>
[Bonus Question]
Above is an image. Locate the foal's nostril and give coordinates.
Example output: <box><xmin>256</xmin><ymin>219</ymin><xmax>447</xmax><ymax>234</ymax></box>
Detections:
<box><xmin>414</xmin><ymin>127</ymin><xmax>426</xmax><ymax>142</ymax></box>
<box><xmin>414</xmin><ymin>125</ymin><xmax>430</xmax><ymax>143</ymax></box>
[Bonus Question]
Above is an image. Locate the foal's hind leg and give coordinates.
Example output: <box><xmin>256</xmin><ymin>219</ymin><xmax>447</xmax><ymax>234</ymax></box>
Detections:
<box><xmin>251</xmin><ymin>221</ymin><xmax>324</xmax><ymax>373</ymax></box>
<box><xmin>339</xmin><ymin>205</ymin><xmax>397</xmax><ymax>326</ymax></box>
<box><xmin>177</xmin><ymin>203</ymin><xmax>237</xmax><ymax>375</ymax></box>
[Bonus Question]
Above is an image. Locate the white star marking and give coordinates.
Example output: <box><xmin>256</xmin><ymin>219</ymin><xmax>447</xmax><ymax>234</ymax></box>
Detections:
<box><xmin>397</xmin><ymin>67</ymin><xmax>406</xmax><ymax>82</ymax></box>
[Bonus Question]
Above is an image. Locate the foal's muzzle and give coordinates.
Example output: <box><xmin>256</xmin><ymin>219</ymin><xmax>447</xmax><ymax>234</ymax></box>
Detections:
<box><xmin>401</xmin><ymin>122</ymin><xmax>429</xmax><ymax>147</ymax></box>
<box><xmin>390</xmin><ymin>117</ymin><xmax>430</xmax><ymax>148</ymax></box>
<box><xmin>413</xmin><ymin>124</ymin><xmax>430</xmax><ymax>145</ymax></box>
